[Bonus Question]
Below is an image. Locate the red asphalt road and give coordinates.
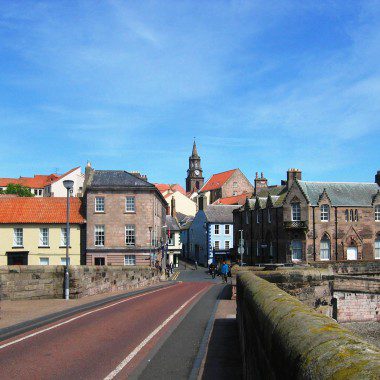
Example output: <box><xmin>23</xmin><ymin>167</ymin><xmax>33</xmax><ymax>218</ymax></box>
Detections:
<box><xmin>0</xmin><ymin>282</ymin><xmax>213</xmax><ymax>380</ymax></box>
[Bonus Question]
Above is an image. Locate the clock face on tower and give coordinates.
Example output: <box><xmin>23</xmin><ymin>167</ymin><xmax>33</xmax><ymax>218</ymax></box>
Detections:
<box><xmin>194</xmin><ymin>170</ymin><xmax>200</xmax><ymax>175</ymax></box>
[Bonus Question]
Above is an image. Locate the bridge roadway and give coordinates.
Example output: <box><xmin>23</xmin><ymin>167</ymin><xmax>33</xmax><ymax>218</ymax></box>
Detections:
<box><xmin>0</xmin><ymin>267</ymin><xmax>224</xmax><ymax>380</ymax></box>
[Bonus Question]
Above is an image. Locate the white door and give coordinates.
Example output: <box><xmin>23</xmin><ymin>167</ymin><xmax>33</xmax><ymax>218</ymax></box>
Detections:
<box><xmin>346</xmin><ymin>247</ymin><xmax>357</xmax><ymax>260</ymax></box>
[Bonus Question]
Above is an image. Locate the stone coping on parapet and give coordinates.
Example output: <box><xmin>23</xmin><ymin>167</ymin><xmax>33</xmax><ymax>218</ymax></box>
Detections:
<box><xmin>236</xmin><ymin>271</ymin><xmax>380</xmax><ymax>379</ymax></box>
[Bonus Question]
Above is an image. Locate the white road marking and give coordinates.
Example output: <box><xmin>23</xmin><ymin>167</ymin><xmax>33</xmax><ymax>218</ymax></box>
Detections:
<box><xmin>0</xmin><ymin>285</ymin><xmax>178</xmax><ymax>350</ymax></box>
<box><xmin>103</xmin><ymin>287</ymin><xmax>207</xmax><ymax>380</ymax></box>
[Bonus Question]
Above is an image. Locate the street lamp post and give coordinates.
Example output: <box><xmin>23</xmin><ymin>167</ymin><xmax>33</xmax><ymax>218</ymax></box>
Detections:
<box><xmin>149</xmin><ymin>226</ymin><xmax>153</xmax><ymax>267</ymax></box>
<box><xmin>63</xmin><ymin>180</ymin><xmax>74</xmax><ymax>300</ymax></box>
<box><xmin>162</xmin><ymin>225</ymin><xmax>167</xmax><ymax>274</ymax></box>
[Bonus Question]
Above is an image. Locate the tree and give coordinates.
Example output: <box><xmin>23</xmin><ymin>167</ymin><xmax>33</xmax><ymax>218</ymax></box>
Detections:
<box><xmin>5</xmin><ymin>183</ymin><xmax>34</xmax><ymax>197</ymax></box>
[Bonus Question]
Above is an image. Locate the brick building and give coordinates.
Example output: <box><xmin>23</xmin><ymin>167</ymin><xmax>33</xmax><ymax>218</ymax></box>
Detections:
<box><xmin>234</xmin><ymin>169</ymin><xmax>380</xmax><ymax>265</ymax></box>
<box><xmin>85</xmin><ymin>167</ymin><xmax>167</xmax><ymax>266</ymax></box>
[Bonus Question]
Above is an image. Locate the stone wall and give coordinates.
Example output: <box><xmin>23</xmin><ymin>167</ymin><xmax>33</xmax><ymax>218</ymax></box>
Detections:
<box><xmin>311</xmin><ymin>260</ymin><xmax>380</xmax><ymax>275</ymax></box>
<box><xmin>69</xmin><ymin>266</ymin><xmax>160</xmax><ymax>298</ymax></box>
<box><xmin>0</xmin><ymin>266</ymin><xmax>64</xmax><ymax>300</ymax></box>
<box><xmin>0</xmin><ymin>265</ymin><xmax>161</xmax><ymax>300</ymax></box>
<box><xmin>237</xmin><ymin>271</ymin><xmax>380</xmax><ymax>379</ymax></box>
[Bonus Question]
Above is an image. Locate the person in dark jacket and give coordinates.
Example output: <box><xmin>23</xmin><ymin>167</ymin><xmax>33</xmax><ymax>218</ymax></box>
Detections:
<box><xmin>221</xmin><ymin>261</ymin><xmax>229</xmax><ymax>284</ymax></box>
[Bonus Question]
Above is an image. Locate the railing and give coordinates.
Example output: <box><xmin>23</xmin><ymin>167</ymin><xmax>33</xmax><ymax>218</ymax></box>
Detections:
<box><xmin>284</xmin><ymin>220</ymin><xmax>308</xmax><ymax>229</ymax></box>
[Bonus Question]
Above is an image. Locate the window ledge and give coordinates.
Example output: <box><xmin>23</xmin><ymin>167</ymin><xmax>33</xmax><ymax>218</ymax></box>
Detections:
<box><xmin>59</xmin><ymin>246</ymin><xmax>72</xmax><ymax>248</ymax></box>
<box><xmin>124</xmin><ymin>211</ymin><xmax>136</xmax><ymax>214</ymax></box>
<box><xmin>38</xmin><ymin>246</ymin><xmax>50</xmax><ymax>249</ymax></box>
<box><xmin>12</xmin><ymin>246</ymin><xmax>24</xmax><ymax>249</ymax></box>
<box><xmin>94</xmin><ymin>212</ymin><xmax>105</xmax><ymax>214</ymax></box>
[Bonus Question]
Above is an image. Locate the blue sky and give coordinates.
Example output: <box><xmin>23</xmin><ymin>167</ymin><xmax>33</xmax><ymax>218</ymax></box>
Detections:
<box><xmin>0</xmin><ymin>1</ymin><xmax>379</xmax><ymax>186</ymax></box>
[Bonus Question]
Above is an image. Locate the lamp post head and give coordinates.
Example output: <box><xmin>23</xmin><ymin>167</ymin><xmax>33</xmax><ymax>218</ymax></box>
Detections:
<box><xmin>63</xmin><ymin>180</ymin><xmax>74</xmax><ymax>190</ymax></box>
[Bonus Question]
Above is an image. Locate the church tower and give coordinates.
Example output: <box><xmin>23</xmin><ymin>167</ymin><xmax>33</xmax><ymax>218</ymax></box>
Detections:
<box><xmin>186</xmin><ymin>141</ymin><xmax>204</xmax><ymax>193</ymax></box>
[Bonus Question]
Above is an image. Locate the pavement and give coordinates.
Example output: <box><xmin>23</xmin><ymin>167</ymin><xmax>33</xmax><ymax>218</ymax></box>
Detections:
<box><xmin>0</xmin><ymin>265</ymin><xmax>242</xmax><ymax>379</ymax></box>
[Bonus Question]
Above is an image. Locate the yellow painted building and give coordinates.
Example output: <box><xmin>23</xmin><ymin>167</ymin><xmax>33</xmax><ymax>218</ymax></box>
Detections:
<box><xmin>0</xmin><ymin>197</ymin><xmax>85</xmax><ymax>265</ymax></box>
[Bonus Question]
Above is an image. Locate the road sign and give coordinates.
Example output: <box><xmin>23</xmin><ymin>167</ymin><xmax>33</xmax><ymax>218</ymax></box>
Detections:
<box><xmin>238</xmin><ymin>247</ymin><xmax>244</xmax><ymax>254</ymax></box>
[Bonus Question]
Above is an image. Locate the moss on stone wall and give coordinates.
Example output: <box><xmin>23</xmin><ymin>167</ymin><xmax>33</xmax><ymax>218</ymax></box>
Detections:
<box><xmin>237</xmin><ymin>271</ymin><xmax>380</xmax><ymax>379</ymax></box>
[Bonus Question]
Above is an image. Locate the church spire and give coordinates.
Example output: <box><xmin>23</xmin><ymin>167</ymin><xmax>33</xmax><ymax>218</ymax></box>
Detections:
<box><xmin>191</xmin><ymin>140</ymin><xmax>199</xmax><ymax>158</ymax></box>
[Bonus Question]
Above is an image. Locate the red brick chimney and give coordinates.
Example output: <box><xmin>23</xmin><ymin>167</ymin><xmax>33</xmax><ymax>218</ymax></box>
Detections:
<box><xmin>171</xmin><ymin>197</ymin><xmax>177</xmax><ymax>218</ymax></box>
<box><xmin>287</xmin><ymin>168</ymin><xmax>302</xmax><ymax>189</ymax></box>
<box><xmin>254</xmin><ymin>171</ymin><xmax>268</xmax><ymax>195</ymax></box>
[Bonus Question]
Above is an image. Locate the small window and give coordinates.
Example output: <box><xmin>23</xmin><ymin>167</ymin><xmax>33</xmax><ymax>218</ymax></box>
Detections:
<box><xmin>291</xmin><ymin>203</ymin><xmax>301</xmax><ymax>221</ymax></box>
<box><xmin>61</xmin><ymin>257</ymin><xmax>70</xmax><ymax>265</ymax></box>
<box><xmin>214</xmin><ymin>241</ymin><xmax>220</xmax><ymax>250</ymax></box>
<box><xmin>168</xmin><ymin>233</ymin><xmax>175</xmax><ymax>245</ymax></box>
<box><xmin>345</xmin><ymin>209</ymin><xmax>349</xmax><ymax>222</ymax></box>
<box><xmin>94</xmin><ymin>257</ymin><xmax>105</xmax><ymax>266</ymax></box>
<box><xmin>225</xmin><ymin>241</ymin><xmax>230</xmax><ymax>250</ymax></box>
<box><xmin>375</xmin><ymin>237</ymin><xmax>380</xmax><ymax>259</ymax></box>
<box><xmin>13</xmin><ymin>228</ymin><xmax>23</xmax><ymax>247</ymax></box>
<box><xmin>95</xmin><ymin>225</ymin><xmax>105</xmax><ymax>246</ymax></box>
<box><xmin>225</xmin><ymin>225</ymin><xmax>230</xmax><ymax>235</ymax></box>
<box><xmin>60</xmin><ymin>228</ymin><xmax>67</xmax><ymax>246</ymax></box>
<box><xmin>95</xmin><ymin>197</ymin><xmax>105</xmax><ymax>212</ymax></box>
<box><xmin>39</xmin><ymin>228</ymin><xmax>49</xmax><ymax>246</ymax></box>
<box><xmin>354</xmin><ymin>209</ymin><xmax>358</xmax><ymax>222</ymax></box>
<box><xmin>39</xmin><ymin>189</ymin><xmax>43</xmax><ymax>196</ymax></box>
<box><xmin>350</xmin><ymin>209</ymin><xmax>354</xmax><ymax>221</ymax></box>
<box><xmin>124</xmin><ymin>255</ymin><xmax>136</xmax><ymax>265</ymax></box>
<box><xmin>125</xmin><ymin>225</ymin><xmax>135</xmax><ymax>246</ymax></box>
<box><xmin>214</xmin><ymin>225</ymin><xmax>220</xmax><ymax>235</ymax></box>
<box><xmin>268</xmin><ymin>209</ymin><xmax>271</xmax><ymax>223</ymax></box>
<box><xmin>233</xmin><ymin>182</ymin><xmax>238</xmax><ymax>188</ymax></box>
<box><xmin>126</xmin><ymin>196</ymin><xmax>135</xmax><ymax>212</ymax></box>
<box><xmin>39</xmin><ymin>257</ymin><xmax>49</xmax><ymax>265</ymax></box>
<box><xmin>320</xmin><ymin>204</ymin><xmax>330</xmax><ymax>222</ymax></box>
<box><xmin>233</xmin><ymin>191</ymin><xmax>237</xmax><ymax>196</ymax></box>
<box><xmin>376</xmin><ymin>205</ymin><xmax>380</xmax><ymax>222</ymax></box>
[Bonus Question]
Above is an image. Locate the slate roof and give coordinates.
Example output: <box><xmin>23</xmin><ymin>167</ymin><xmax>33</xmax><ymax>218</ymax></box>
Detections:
<box><xmin>89</xmin><ymin>170</ymin><xmax>153</xmax><ymax>189</ymax></box>
<box><xmin>297</xmin><ymin>181</ymin><xmax>379</xmax><ymax>206</ymax></box>
<box><xmin>200</xmin><ymin>169</ymin><xmax>237</xmax><ymax>192</ymax></box>
<box><xmin>204</xmin><ymin>205</ymin><xmax>240</xmax><ymax>223</ymax></box>
<box><xmin>256</xmin><ymin>185</ymin><xmax>286</xmax><ymax>197</ymax></box>
<box><xmin>166</xmin><ymin>215</ymin><xmax>180</xmax><ymax>231</ymax></box>
<box><xmin>0</xmin><ymin>197</ymin><xmax>85</xmax><ymax>224</ymax></box>
<box><xmin>180</xmin><ymin>215</ymin><xmax>194</xmax><ymax>230</ymax></box>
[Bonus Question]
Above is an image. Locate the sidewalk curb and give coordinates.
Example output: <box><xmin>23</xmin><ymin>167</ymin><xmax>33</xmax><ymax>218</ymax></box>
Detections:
<box><xmin>0</xmin><ymin>282</ymin><xmax>176</xmax><ymax>343</ymax></box>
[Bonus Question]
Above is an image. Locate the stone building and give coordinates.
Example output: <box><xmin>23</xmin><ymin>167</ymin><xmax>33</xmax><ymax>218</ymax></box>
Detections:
<box><xmin>234</xmin><ymin>169</ymin><xmax>380</xmax><ymax>265</ymax></box>
<box><xmin>199</xmin><ymin>168</ymin><xmax>254</xmax><ymax>206</ymax></box>
<box><xmin>185</xmin><ymin>141</ymin><xmax>204</xmax><ymax>194</ymax></box>
<box><xmin>85</xmin><ymin>167</ymin><xmax>167</xmax><ymax>266</ymax></box>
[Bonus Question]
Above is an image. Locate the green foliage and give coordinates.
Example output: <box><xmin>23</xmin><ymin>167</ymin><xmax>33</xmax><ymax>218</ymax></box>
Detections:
<box><xmin>5</xmin><ymin>183</ymin><xmax>35</xmax><ymax>197</ymax></box>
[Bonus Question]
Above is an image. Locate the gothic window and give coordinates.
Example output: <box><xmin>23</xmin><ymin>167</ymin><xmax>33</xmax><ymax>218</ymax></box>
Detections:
<box><xmin>291</xmin><ymin>203</ymin><xmax>301</xmax><ymax>221</ymax></box>
<box><xmin>375</xmin><ymin>237</ymin><xmax>380</xmax><ymax>259</ymax></box>
<box><xmin>354</xmin><ymin>209</ymin><xmax>358</xmax><ymax>222</ymax></box>
<box><xmin>320</xmin><ymin>235</ymin><xmax>331</xmax><ymax>260</ymax></box>
<box><xmin>291</xmin><ymin>240</ymin><xmax>302</xmax><ymax>261</ymax></box>
<box><xmin>345</xmin><ymin>209</ymin><xmax>349</xmax><ymax>222</ymax></box>
<box><xmin>375</xmin><ymin>205</ymin><xmax>380</xmax><ymax>221</ymax></box>
<box><xmin>350</xmin><ymin>209</ymin><xmax>354</xmax><ymax>221</ymax></box>
<box><xmin>320</xmin><ymin>204</ymin><xmax>330</xmax><ymax>222</ymax></box>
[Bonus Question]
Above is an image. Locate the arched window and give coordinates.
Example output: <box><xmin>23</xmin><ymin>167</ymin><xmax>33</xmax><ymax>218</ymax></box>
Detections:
<box><xmin>320</xmin><ymin>204</ymin><xmax>330</xmax><ymax>222</ymax></box>
<box><xmin>345</xmin><ymin>209</ymin><xmax>349</xmax><ymax>222</ymax></box>
<box><xmin>375</xmin><ymin>205</ymin><xmax>380</xmax><ymax>222</ymax></box>
<box><xmin>320</xmin><ymin>235</ymin><xmax>331</xmax><ymax>260</ymax></box>
<box><xmin>350</xmin><ymin>209</ymin><xmax>354</xmax><ymax>221</ymax></box>
<box><xmin>291</xmin><ymin>203</ymin><xmax>301</xmax><ymax>221</ymax></box>
<box><xmin>375</xmin><ymin>236</ymin><xmax>380</xmax><ymax>259</ymax></box>
<box><xmin>354</xmin><ymin>209</ymin><xmax>358</xmax><ymax>222</ymax></box>
<box><xmin>291</xmin><ymin>240</ymin><xmax>302</xmax><ymax>261</ymax></box>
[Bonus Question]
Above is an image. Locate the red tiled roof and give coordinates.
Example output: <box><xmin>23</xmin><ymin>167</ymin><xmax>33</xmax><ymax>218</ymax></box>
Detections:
<box><xmin>0</xmin><ymin>197</ymin><xmax>85</xmax><ymax>224</ymax></box>
<box><xmin>200</xmin><ymin>169</ymin><xmax>237</xmax><ymax>192</ymax></box>
<box><xmin>213</xmin><ymin>192</ymin><xmax>251</xmax><ymax>205</ymax></box>
<box><xmin>0</xmin><ymin>174</ymin><xmax>60</xmax><ymax>189</ymax></box>
<box><xmin>155</xmin><ymin>183</ymin><xmax>186</xmax><ymax>196</ymax></box>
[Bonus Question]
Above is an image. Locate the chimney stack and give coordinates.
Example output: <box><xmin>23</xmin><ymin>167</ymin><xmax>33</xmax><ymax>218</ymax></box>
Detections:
<box><xmin>254</xmin><ymin>171</ymin><xmax>268</xmax><ymax>195</ymax></box>
<box><xmin>286</xmin><ymin>168</ymin><xmax>302</xmax><ymax>189</ymax></box>
<box><xmin>171</xmin><ymin>197</ymin><xmax>177</xmax><ymax>218</ymax></box>
<box><xmin>198</xmin><ymin>195</ymin><xmax>205</xmax><ymax>211</ymax></box>
<box><xmin>83</xmin><ymin>161</ymin><xmax>94</xmax><ymax>193</ymax></box>
<box><xmin>375</xmin><ymin>170</ymin><xmax>380</xmax><ymax>186</ymax></box>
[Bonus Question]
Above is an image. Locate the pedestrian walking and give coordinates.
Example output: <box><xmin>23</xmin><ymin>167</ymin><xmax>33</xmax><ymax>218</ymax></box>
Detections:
<box><xmin>169</xmin><ymin>262</ymin><xmax>174</xmax><ymax>275</ymax></box>
<box><xmin>221</xmin><ymin>261</ymin><xmax>229</xmax><ymax>284</ymax></box>
<box><xmin>194</xmin><ymin>261</ymin><xmax>198</xmax><ymax>270</ymax></box>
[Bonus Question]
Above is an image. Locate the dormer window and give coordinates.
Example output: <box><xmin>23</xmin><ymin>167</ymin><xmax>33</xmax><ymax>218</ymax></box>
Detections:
<box><xmin>320</xmin><ymin>204</ymin><xmax>330</xmax><ymax>222</ymax></box>
<box><xmin>375</xmin><ymin>205</ymin><xmax>380</xmax><ymax>222</ymax></box>
<box><xmin>291</xmin><ymin>203</ymin><xmax>301</xmax><ymax>221</ymax></box>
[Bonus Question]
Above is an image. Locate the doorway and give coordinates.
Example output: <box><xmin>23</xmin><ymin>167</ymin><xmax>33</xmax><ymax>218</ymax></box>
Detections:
<box><xmin>346</xmin><ymin>246</ymin><xmax>358</xmax><ymax>260</ymax></box>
